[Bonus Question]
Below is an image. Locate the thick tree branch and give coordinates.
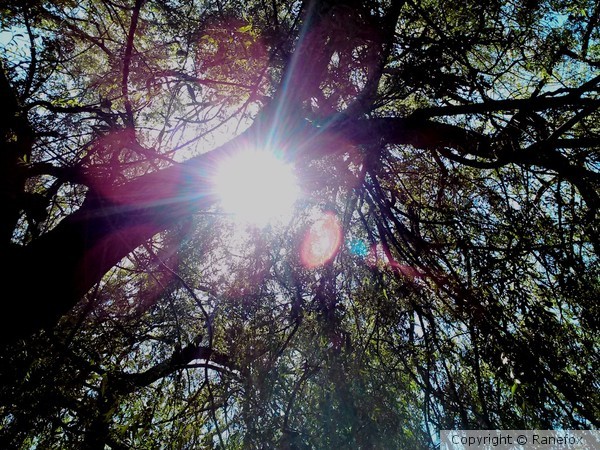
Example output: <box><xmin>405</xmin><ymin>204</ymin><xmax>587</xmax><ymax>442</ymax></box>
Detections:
<box><xmin>113</xmin><ymin>342</ymin><xmax>233</xmax><ymax>394</ymax></box>
<box><xmin>0</xmin><ymin>61</ymin><xmax>34</xmax><ymax>244</ymax></box>
<box><xmin>412</xmin><ymin>96</ymin><xmax>600</xmax><ymax>118</ymax></box>
<box><xmin>343</xmin><ymin>1</ymin><xmax>405</xmax><ymax>118</ymax></box>
<box><xmin>121</xmin><ymin>0</ymin><xmax>144</xmax><ymax>128</ymax></box>
<box><xmin>82</xmin><ymin>337</ymin><xmax>232</xmax><ymax>450</ymax></box>
<box><xmin>0</xmin><ymin>138</ymin><xmax>226</xmax><ymax>345</ymax></box>
<box><xmin>2</xmin><ymin>111</ymin><xmax>597</xmax><ymax>345</ymax></box>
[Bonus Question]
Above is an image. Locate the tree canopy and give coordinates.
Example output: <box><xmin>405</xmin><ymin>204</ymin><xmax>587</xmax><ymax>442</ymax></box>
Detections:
<box><xmin>1</xmin><ymin>0</ymin><xmax>599</xmax><ymax>448</ymax></box>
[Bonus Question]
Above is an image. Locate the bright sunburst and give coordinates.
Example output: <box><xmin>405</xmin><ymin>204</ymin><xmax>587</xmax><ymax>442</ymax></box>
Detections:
<box><xmin>213</xmin><ymin>148</ymin><xmax>300</xmax><ymax>226</ymax></box>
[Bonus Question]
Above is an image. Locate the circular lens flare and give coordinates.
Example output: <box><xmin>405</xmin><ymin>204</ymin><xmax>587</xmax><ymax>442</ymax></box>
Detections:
<box><xmin>300</xmin><ymin>213</ymin><xmax>342</xmax><ymax>268</ymax></box>
<box><xmin>213</xmin><ymin>149</ymin><xmax>299</xmax><ymax>226</ymax></box>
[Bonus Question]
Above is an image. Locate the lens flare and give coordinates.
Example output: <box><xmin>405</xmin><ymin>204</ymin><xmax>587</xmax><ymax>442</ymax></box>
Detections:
<box><xmin>300</xmin><ymin>212</ymin><xmax>342</xmax><ymax>268</ymax></box>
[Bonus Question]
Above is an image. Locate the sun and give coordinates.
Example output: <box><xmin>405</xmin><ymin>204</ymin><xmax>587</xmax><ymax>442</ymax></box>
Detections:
<box><xmin>213</xmin><ymin>148</ymin><xmax>300</xmax><ymax>226</ymax></box>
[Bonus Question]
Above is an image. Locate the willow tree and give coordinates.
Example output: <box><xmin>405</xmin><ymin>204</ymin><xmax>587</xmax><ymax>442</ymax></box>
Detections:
<box><xmin>1</xmin><ymin>0</ymin><xmax>598</xmax><ymax>448</ymax></box>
